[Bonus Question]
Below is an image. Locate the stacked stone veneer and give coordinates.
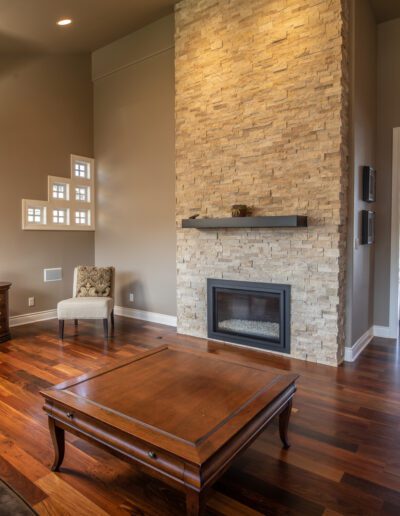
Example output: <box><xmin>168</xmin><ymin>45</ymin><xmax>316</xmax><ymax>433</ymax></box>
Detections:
<box><xmin>175</xmin><ymin>0</ymin><xmax>350</xmax><ymax>365</ymax></box>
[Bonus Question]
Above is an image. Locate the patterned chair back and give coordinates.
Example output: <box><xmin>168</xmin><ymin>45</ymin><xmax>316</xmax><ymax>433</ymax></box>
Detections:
<box><xmin>73</xmin><ymin>266</ymin><xmax>115</xmax><ymax>298</ymax></box>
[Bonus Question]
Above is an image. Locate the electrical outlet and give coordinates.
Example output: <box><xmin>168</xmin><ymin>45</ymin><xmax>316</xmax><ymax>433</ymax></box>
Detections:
<box><xmin>129</xmin><ymin>293</ymin><xmax>134</xmax><ymax>303</ymax></box>
<box><xmin>28</xmin><ymin>297</ymin><xmax>35</xmax><ymax>307</ymax></box>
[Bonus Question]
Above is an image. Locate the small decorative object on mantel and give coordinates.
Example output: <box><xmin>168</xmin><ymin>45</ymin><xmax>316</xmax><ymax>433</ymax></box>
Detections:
<box><xmin>362</xmin><ymin>166</ymin><xmax>376</xmax><ymax>203</ymax></box>
<box><xmin>188</xmin><ymin>214</ymin><xmax>200</xmax><ymax>219</ymax></box>
<box><xmin>361</xmin><ymin>210</ymin><xmax>375</xmax><ymax>245</ymax></box>
<box><xmin>231</xmin><ymin>204</ymin><xmax>249</xmax><ymax>217</ymax></box>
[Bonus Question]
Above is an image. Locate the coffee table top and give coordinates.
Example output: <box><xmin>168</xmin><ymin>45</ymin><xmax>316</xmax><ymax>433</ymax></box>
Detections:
<box><xmin>42</xmin><ymin>346</ymin><xmax>298</xmax><ymax>464</ymax></box>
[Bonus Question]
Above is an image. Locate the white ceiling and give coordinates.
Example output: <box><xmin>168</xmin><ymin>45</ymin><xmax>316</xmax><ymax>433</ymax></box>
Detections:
<box><xmin>0</xmin><ymin>0</ymin><xmax>177</xmax><ymax>54</ymax></box>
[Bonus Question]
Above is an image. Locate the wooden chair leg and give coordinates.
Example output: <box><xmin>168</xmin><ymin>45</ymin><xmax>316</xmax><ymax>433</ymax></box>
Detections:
<box><xmin>103</xmin><ymin>318</ymin><xmax>109</xmax><ymax>339</ymax></box>
<box><xmin>58</xmin><ymin>320</ymin><xmax>64</xmax><ymax>339</ymax></box>
<box><xmin>110</xmin><ymin>310</ymin><xmax>115</xmax><ymax>329</ymax></box>
<box><xmin>74</xmin><ymin>319</ymin><xmax>78</xmax><ymax>327</ymax></box>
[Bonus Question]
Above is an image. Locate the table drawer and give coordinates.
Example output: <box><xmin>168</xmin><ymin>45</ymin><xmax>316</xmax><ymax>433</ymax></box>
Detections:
<box><xmin>50</xmin><ymin>403</ymin><xmax>185</xmax><ymax>480</ymax></box>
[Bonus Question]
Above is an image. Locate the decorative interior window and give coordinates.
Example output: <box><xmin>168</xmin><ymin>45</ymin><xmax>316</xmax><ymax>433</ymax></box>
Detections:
<box><xmin>75</xmin><ymin>210</ymin><xmax>90</xmax><ymax>225</ymax></box>
<box><xmin>52</xmin><ymin>183</ymin><xmax>68</xmax><ymax>200</ymax></box>
<box><xmin>22</xmin><ymin>155</ymin><xmax>95</xmax><ymax>231</ymax></box>
<box><xmin>53</xmin><ymin>209</ymin><xmax>68</xmax><ymax>225</ymax></box>
<box><xmin>74</xmin><ymin>161</ymin><xmax>90</xmax><ymax>179</ymax></box>
<box><xmin>27</xmin><ymin>207</ymin><xmax>45</xmax><ymax>224</ymax></box>
<box><xmin>75</xmin><ymin>186</ymin><xmax>90</xmax><ymax>202</ymax></box>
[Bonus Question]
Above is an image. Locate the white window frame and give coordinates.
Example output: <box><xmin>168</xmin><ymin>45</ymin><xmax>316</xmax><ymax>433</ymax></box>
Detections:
<box><xmin>27</xmin><ymin>206</ymin><xmax>45</xmax><ymax>224</ymax></box>
<box><xmin>52</xmin><ymin>183</ymin><xmax>68</xmax><ymax>200</ymax></box>
<box><xmin>74</xmin><ymin>160</ymin><xmax>90</xmax><ymax>180</ymax></box>
<box><xmin>22</xmin><ymin>155</ymin><xmax>95</xmax><ymax>231</ymax></box>
<box><xmin>53</xmin><ymin>208</ymin><xmax>69</xmax><ymax>225</ymax></box>
<box><xmin>75</xmin><ymin>186</ymin><xmax>90</xmax><ymax>202</ymax></box>
<box><xmin>22</xmin><ymin>200</ymin><xmax>48</xmax><ymax>229</ymax></box>
<box><xmin>75</xmin><ymin>210</ymin><xmax>90</xmax><ymax>225</ymax></box>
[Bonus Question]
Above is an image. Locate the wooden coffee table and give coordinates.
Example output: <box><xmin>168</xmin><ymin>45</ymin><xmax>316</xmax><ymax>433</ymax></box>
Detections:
<box><xmin>41</xmin><ymin>345</ymin><xmax>298</xmax><ymax>515</ymax></box>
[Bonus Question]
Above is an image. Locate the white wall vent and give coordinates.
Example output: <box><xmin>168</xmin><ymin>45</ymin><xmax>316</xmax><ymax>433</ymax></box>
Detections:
<box><xmin>44</xmin><ymin>268</ymin><xmax>63</xmax><ymax>282</ymax></box>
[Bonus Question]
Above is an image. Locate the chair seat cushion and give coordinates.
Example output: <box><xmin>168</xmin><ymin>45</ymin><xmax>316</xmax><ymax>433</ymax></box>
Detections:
<box><xmin>57</xmin><ymin>297</ymin><xmax>114</xmax><ymax>320</ymax></box>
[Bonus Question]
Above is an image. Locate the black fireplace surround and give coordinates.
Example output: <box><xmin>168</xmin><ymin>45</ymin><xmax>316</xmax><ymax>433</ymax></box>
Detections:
<box><xmin>207</xmin><ymin>279</ymin><xmax>290</xmax><ymax>354</ymax></box>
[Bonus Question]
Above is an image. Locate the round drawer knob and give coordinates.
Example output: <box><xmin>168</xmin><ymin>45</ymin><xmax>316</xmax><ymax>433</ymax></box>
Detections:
<box><xmin>67</xmin><ymin>412</ymin><xmax>74</xmax><ymax>419</ymax></box>
<box><xmin>148</xmin><ymin>451</ymin><xmax>157</xmax><ymax>459</ymax></box>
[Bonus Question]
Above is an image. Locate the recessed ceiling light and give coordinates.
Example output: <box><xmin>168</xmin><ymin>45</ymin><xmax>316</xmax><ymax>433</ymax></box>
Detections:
<box><xmin>57</xmin><ymin>19</ymin><xmax>72</xmax><ymax>26</ymax></box>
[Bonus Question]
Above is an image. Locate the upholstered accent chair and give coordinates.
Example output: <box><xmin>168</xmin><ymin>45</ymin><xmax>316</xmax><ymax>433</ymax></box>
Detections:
<box><xmin>57</xmin><ymin>266</ymin><xmax>115</xmax><ymax>339</ymax></box>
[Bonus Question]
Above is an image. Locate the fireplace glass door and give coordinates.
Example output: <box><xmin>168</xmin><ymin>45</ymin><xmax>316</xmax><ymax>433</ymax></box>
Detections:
<box><xmin>216</xmin><ymin>289</ymin><xmax>281</xmax><ymax>342</ymax></box>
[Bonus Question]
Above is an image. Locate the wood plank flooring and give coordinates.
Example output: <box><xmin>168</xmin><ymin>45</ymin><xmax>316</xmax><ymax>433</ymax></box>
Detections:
<box><xmin>0</xmin><ymin>317</ymin><xmax>399</xmax><ymax>515</ymax></box>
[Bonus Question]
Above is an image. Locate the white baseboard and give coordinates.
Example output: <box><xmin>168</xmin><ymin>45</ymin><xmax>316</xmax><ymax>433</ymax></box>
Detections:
<box><xmin>114</xmin><ymin>306</ymin><xmax>177</xmax><ymax>327</ymax></box>
<box><xmin>9</xmin><ymin>306</ymin><xmax>177</xmax><ymax>329</ymax></box>
<box><xmin>10</xmin><ymin>309</ymin><xmax>57</xmax><ymax>328</ymax></box>
<box><xmin>344</xmin><ymin>327</ymin><xmax>374</xmax><ymax>362</ymax></box>
<box><xmin>373</xmin><ymin>325</ymin><xmax>397</xmax><ymax>339</ymax></box>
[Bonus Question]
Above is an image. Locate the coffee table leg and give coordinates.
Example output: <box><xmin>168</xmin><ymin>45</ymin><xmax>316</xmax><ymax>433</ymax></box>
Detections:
<box><xmin>49</xmin><ymin>418</ymin><xmax>65</xmax><ymax>471</ymax></box>
<box><xmin>186</xmin><ymin>490</ymin><xmax>205</xmax><ymax>516</ymax></box>
<box><xmin>279</xmin><ymin>399</ymin><xmax>293</xmax><ymax>449</ymax></box>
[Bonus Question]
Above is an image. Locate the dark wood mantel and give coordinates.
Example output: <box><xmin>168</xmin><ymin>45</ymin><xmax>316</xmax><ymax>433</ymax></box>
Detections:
<box><xmin>182</xmin><ymin>215</ymin><xmax>307</xmax><ymax>229</ymax></box>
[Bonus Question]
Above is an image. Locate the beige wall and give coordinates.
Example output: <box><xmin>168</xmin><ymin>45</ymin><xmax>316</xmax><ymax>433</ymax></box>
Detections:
<box><xmin>176</xmin><ymin>0</ymin><xmax>350</xmax><ymax>365</ymax></box>
<box><xmin>347</xmin><ymin>0</ymin><xmax>377</xmax><ymax>346</ymax></box>
<box><xmin>93</xmin><ymin>15</ymin><xmax>176</xmax><ymax>316</ymax></box>
<box><xmin>0</xmin><ymin>54</ymin><xmax>94</xmax><ymax>316</ymax></box>
<box><xmin>374</xmin><ymin>18</ymin><xmax>400</xmax><ymax>326</ymax></box>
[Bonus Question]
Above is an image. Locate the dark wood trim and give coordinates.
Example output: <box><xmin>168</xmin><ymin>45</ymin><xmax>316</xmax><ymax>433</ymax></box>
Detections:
<box><xmin>0</xmin><ymin>282</ymin><xmax>12</xmax><ymax>343</ymax></box>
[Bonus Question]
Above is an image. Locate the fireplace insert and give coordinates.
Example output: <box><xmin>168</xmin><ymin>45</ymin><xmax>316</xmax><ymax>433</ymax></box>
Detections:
<box><xmin>207</xmin><ymin>279</ymin><xmax>290</xmax><ymax>353</ymax></box>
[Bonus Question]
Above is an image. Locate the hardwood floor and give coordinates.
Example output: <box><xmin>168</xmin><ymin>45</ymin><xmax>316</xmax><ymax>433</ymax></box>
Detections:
<box><xmin>0</xmin><ymin>317</ymin><xmax>399</xmax><ymax>515</ymax></box>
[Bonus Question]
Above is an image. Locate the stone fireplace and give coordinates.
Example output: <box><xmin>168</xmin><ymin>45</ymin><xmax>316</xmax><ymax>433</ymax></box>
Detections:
<box><xmin>207</xmin><ymin>279</ymin><xmax>290</xmax><ymax>353</ymax></box>
<box><xmin>175</xmin><ymin>0</ymin><xmax>349</xmax><ymax>366</ymax></box>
